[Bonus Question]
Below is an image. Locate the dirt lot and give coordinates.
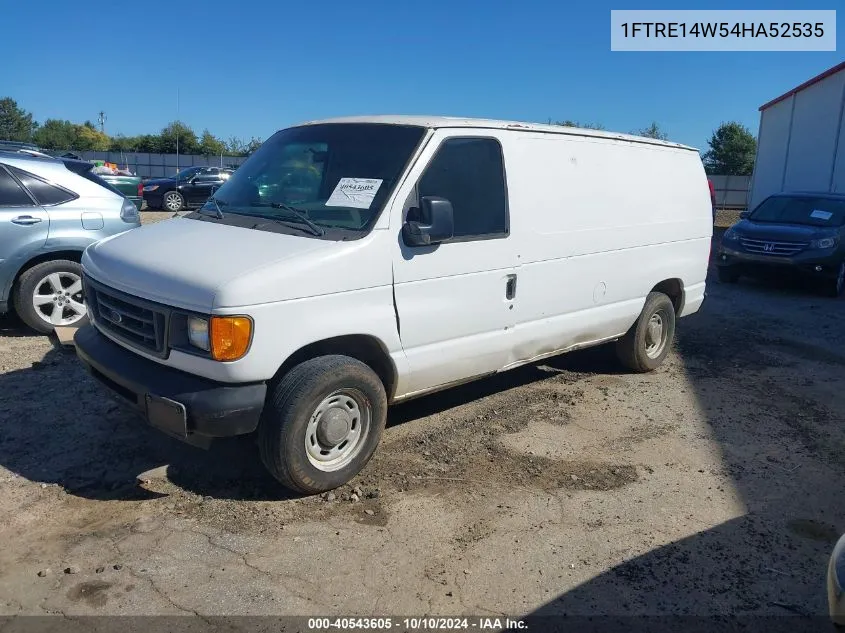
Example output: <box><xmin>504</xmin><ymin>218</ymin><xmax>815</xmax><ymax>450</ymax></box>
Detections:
<box><xmin>0</xmin><ymin>214</ymin><xmax>843</xmax><ymax>625</ymax></box>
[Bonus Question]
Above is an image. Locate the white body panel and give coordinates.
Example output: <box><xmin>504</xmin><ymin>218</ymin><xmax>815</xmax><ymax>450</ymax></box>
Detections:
<box><xmin>81</xmin><ymin>116</ymin><xmax>711</xmax><ymax>401</ymax></box>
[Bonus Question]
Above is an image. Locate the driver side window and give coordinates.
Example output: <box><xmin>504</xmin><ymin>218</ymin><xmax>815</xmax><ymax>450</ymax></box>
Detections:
<box><xmin>417</xmin><ymin>137</ymin><xmax>508</xmax><ymax>240</ymax></box>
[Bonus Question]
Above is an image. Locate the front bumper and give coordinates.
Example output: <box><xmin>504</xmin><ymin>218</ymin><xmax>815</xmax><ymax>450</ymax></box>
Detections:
<box><xmin>74</xmin><ymin>324</ymin><xmax>266</xmax><ymax>444</ymax></box>
<box><xmin>716</xmin><ymin>245</ymin><xmax>841</xmax><ymax>278</ymax></box>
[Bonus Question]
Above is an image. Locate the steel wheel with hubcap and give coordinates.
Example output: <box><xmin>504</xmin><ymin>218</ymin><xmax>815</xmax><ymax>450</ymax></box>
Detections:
<box><xmin>616</xmin><ymin>291</ymin><xmax>676</xmax><ymax>373</ymax></box>
<box><xmin>305</xmin><ymin>389</ymin><xmax>371</xmax><ymax>472</ymax></box>
<box><xmin>644</xmin><ymin>312</ymin><xmax>669</xmax><ymax>359</ymax></box>
<box><xmin>13</xmin><ymin>259</ymin><xmax>89</xmax><ymax>334</ymax></box>
<box><xmin>163</xmin><ymin>191</ymin><xmax>183</xmax><ymax>212</ymax></box>
<box><xmin>259</xmin><ymin>355</ymin><xmax>387</xmax><ymax>494</ymax></box>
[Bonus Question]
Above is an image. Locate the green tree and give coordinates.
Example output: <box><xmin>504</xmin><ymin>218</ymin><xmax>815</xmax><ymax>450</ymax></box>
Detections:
<box><xmin>109</xmin><ymin>134</ymin><xmax>138</xmax><ymax>152</ymax></box>
<box><xmin>33</xmin><ymin>119</ymin><xmax>77</xmax><ymax>149</ymax></box>
<box><xmin>134</xmin><ymin>134</ymin><xmax>161</xmax><ymax>153</ymax></box>
<box><xmin>703</xmin><ymin>122</ymin><xmax>757</xmax><ymax>175</ymax></box>
<box><xmin>0</xmin><ymin>97</ymin><xmax>37</xmax><ymax>142</ymax></box>
<box><xmin>73</xmin><ymin>125</ymin><xmax>110</xmax><ymax>151</ymax></box>
<box><xmin>226</xmin><ymin>136</ymin><xmax>247</xmax><ymax>155</ymax></box>
<box><xmin>637</xmin><ymin>122</ymin><xmax>669</xmax><ymax>140</ymax></box>
<box><xmin>245</xmin><ymin>137</ymin><xmax>262</xmax><ymax>154</ymax></box>
<box><xmin>199</xmin><ymin>129</ymin><xmax>226</xmax><ymax>156</ymax></box>
<box><xmin>159</xmin><ymin>121</ymin><xmax>199</xmax><ymax>154</ymax></box>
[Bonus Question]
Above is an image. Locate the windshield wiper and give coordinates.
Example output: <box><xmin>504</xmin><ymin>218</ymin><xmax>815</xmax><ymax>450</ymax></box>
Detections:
<box><xmin>250</xmin><ymin>202</ymin><xmax>324</xmax><ymax>236</ymax></box>
<box><xmin>198</xmin><ymin>196</ymin><xmax>224</xmax><ymax>219</ymax></box>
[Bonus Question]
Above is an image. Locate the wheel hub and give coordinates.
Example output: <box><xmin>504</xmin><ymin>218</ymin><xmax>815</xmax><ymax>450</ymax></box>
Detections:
<box><xmin>305</xmin><ymin>390</ymin><xmax>370</xmax><ymax>472</ymax></box>
<box><xmin>317</xmin><ymin>407</ymin><xmax>352</xmax><ymax>446</ymax></box>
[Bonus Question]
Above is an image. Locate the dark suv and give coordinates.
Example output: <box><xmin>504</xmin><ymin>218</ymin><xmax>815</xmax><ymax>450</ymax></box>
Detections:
<box><xmin>717</xmin><ymin>192</ymin><xmax>845</xmax><ymax>296</ymax></box>
<box><xmin>142</xmin><ymin>166</ymin><xmax>234</xmax><ymax>212</ymax></box>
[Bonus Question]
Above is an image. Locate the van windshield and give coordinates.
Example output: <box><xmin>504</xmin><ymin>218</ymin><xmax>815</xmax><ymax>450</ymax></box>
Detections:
<box><xmin>207</xmin><ymin>123</ymin><xmax>425</xmax><ymax>234</ymax></box>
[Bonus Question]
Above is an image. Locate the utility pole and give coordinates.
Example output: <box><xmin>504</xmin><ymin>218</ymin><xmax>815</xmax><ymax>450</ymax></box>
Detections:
<box><xmin>97</xmin><ymin>111</ymin><xmax>107</xmax><ymax>134</ymax></box>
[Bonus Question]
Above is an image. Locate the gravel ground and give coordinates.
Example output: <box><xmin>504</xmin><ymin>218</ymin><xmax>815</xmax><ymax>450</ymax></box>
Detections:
<box><xmin>0</xmin><ymin>215</ymin><xmax>842</xmax><ymax>624</ymax></box>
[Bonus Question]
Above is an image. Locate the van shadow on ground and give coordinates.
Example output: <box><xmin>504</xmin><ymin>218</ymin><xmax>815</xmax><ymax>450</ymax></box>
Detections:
<box><xmin>517</xmin><ymin>273</ymin><xmax>845</xmax><ymax>631</ymax></box>
<box><xmin>0</xmin><ymin>318</ymin><xmax>624</xmax><ymax>503</ymax></box>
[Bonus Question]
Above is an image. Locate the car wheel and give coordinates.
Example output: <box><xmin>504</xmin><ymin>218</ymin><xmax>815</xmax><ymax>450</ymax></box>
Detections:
<box><xmin>163</xmin><ymin>191</ymin><xmax>184</xmax><ymax>212</ymax></box>
<box><xmin>258</xmin><ymin>355</ymin><xmax>388</xmax><ymax>494</ymax></box>
<box><xmin>615</xmin><ymin>292</ymin><xmax>676</xmax><ymax>373</ymax></box>
<box><xmin>13</xmin><ymin>259</ymin><xmax>88</xmax><ymax>334</ymax></box>
<box><xmin>824</xmin><ymin>261</ymin><xmax>845</xmax><ymax>298</ymax></box>
<box><xmin>718</xmin><ymin>266</ymin><xmax>740</xmax><ymax>283</ymax></box>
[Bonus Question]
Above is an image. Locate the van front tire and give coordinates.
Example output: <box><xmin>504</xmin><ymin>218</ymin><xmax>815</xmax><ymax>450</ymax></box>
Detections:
<box><xmin>258</xmin><ymin>355</ymin><xmax>388</xmax><ymax>494</ymax></box>
<box><xmin>615</xmin><ymin>292</ymin><xmax>676</xmax><ymax>373</ymax></box>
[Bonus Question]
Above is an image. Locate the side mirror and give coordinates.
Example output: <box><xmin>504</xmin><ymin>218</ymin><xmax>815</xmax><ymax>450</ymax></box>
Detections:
<box><xmin>403</xmin><ymin>196</ymin><xmax>454</xmax><ymax>246</ymax></box>
<box><xmin>739</xmin><ymin>210</ymin><xmax>751</xmax><ymax>220</ymax></box>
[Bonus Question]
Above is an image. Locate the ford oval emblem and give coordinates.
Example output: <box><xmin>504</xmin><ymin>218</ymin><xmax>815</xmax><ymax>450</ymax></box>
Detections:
<box><xmin>110</xmin><ymin>309</ymin><xmax>123</xmax><ymax>324</ymax></box>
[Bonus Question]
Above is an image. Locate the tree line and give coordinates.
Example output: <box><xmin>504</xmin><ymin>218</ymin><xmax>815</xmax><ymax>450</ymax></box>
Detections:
<box><xmin>0</xmin><ymin>97</ymin><xmax>758</xmax><ymax>172</ymax></box>
<box><xmin>0</xmin><ymin>98</ymin><xmax>261</xmax><ymax>156</ymax></box>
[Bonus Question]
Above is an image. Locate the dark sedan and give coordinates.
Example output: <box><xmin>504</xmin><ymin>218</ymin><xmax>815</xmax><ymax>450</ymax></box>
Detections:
<box><xmin>717</xmin><ymin>192</ymin><xmax>845</xmax><ymax>297</ymax></box>
<box><xmin>143</xmin><ymin>166</ymin><xmax>234</xmax><ymax>212</ymax></box>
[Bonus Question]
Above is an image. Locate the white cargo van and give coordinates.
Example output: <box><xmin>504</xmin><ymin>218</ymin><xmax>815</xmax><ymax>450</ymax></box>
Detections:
<box><xmin>74</xmin><ymin>116</ymin><xmax>711</xmax><ymax>493</ymax></box>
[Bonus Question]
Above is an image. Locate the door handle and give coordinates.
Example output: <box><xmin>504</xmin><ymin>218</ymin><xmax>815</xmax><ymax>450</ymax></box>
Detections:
<box><xmin>11</xmin><ymin>215</ymin><xmax>42</xmax><ymax>226</ymax></box>
<box><xmin>505</xmin><ymin>274</ymin><xmax>517</xmax><ymax>300</ymax></box>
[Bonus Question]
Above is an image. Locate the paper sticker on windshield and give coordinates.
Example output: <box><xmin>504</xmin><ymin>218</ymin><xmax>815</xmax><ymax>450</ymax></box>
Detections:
<box><xmin>325</xmin><ymin>178</ymin><xmax>383</xmax><ymax>209</ymax></box>
<box><xmin>810</xmin><ymin>209</ymin><xmax>833</xmax><ymax>221</ymax></box>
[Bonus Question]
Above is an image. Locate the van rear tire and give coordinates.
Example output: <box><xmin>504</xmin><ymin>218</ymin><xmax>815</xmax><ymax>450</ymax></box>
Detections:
<box><xmin>258</xmin><ymin>355</ymin><xmax>388</xmax><ymax>494</ymax></box>
<box><xmin>615</xmin><ymin>292</ymin><xmax>676</xmax><ymax>373</ymax></box>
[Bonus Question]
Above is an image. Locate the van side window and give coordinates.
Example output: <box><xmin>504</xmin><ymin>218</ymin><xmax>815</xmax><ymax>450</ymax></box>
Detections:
<box><xmin>418</xmin><ymin>138</ymin><xmax>507</xmax><ymax>239</ymax></box>
<box><xmin>9</xmin><ymin>166</ymin><xmax>77</xmax><ymax>206</ymax></box>
<box><xmin>0</xmin><ymin>166</ymin><xmax>34</xmax><ymax>207</ymax></box>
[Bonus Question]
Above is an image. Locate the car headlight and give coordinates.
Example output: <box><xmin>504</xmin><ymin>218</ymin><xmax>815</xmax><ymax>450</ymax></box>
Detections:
<box><xmin>120</xmin><ymin>197</ymin><xmax>140</xmax><ymax>223</ymax></box>
<box><xmin>187</xmin><ymin>317</ymin><xmax>210</xmax><ymax>351</ymax></box>
<box><xmin>143</xmin><ymin>184</ymin><xmax>159</xmax><ymax>192</ymax></box>
<box><xmin>810</xmin><ymin>237</ymin><xmax>838</xmax><ymax>250</ymax></box>
<box><xmin>723</xmin><ymin>228</ymin><xmax>739</xmax><ymax>241</ymax></box>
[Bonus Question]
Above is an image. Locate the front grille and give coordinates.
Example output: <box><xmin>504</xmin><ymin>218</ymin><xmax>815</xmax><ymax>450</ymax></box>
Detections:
<box><xmin>85</xmin><ymin>277</ymin><xmax>168</xmax><ymax>356</ymax></box>
<box><xmin>739</xmin><ymin>237</ymin><xmax>807</xmax><ymax>257</ymax></box>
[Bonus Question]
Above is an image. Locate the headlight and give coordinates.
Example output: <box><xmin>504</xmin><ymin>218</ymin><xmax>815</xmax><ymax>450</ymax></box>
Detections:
<box><xmin>143</xmin><ymin>184</ymin><xmax>159</xmax><ymax>192</ymax></box>
<box><xmin>120</xmin><ymin>197</ymin><xmax>140</xmax><ymax>223</ymax></box>
<box><xmin>210</xmin><ymin>316</ymin><xmax>253</xmax><ymax>361</ymax></box>
<box><xmin>187</xmin><ymin>317</ymin><xmax>210</xmax><ymax>351</ymax></box>
<box><xmin>723</xmin><ymin>228</ymin><xmax>739</xmax><ymax>241</ymax></box>
<box><xmin>810</xmin><ymin>237</ymin><xmax>838</xmax><ymax>249</ymax></box>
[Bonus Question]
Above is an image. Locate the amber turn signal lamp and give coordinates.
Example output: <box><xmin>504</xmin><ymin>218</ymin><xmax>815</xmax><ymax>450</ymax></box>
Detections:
<box><xmin>210</xmin><ymin>316</ymin><xmax>253</xmax><ymax>361</ymax></box>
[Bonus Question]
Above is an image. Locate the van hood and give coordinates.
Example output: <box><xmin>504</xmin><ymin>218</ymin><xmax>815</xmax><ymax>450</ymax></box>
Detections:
<box><xmin>82</xmin><ymin>217</ymin><xmax>381</xmax><ymax>311</ymax></box>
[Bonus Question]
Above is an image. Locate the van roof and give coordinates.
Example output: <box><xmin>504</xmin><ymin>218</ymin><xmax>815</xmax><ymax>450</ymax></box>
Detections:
<box><xmin>296</xmin><ymin>115</ymin><xmax>698</xmax><ymax>152</ymax></box>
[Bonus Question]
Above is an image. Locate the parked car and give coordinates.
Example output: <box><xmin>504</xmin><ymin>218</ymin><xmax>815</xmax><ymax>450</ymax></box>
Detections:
<box><xmin>73</xmin><ymin>116</ymin><xmax>711</xmax><ymax>494</ymax></box>
<box><xmin>0</xmin><ymin>151</ymin><xmax>141</xmax><ymax>333</ymax></box>
<box><xmin>716</xmin><ymin>192</ymin><xmax>845</xmax><ymax>296</ymax></box>
<box><xmin>143</xmin><ymin>166</ymin><xmax>234</xmax><ymax>212</ymax></box>
<box><xmin>98</xmin><ymin>173</ymin><xmax>143</xmax><ymax>211</ymax></box>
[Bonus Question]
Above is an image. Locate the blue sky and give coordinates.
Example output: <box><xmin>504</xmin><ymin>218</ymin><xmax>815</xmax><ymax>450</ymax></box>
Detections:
<box><xmin>2</xmin><ymin>0</ymin><xmax>841</xmax><ymax>151</ymax></box>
